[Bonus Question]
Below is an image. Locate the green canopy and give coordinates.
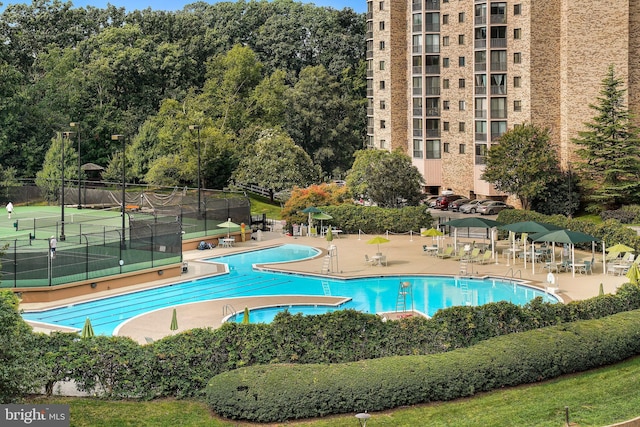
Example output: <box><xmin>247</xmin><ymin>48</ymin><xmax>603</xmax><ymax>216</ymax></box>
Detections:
<box><xmin>499</xmin><ymin>221</ymin><xmax>563</xmax><ymax>233</ymax></box>
<box><xmin>312</xmin><ymin>212</ymin><xmax>333</xmax><ymax>220</ymax></box>
<box><xmin>444</xmin><ymin>217</ymin><xmax>502</xmax><ymax>228</ymax></box>
<box><xmin>530</xmin><ymin>230</ymin><xmax>598</xmax><ymax>244</ymax></box>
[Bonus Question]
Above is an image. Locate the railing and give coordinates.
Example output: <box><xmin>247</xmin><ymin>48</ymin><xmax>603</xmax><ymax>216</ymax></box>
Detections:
<box><xmin>425</xmin><ymin>23</ymin><xmax>440</xmax><ymax>32</ymax></box>
<box><xmin>491</xmin><ymin>61</ymin><xmax>507</xmax><ymax>71</ymax></box>
<box><xmin>426</xmin><ymin>108</ymin><xmax>440</xmax><ymax>117</ymax></box>
<box><xmin>425</xmin><ymin>65</ymin><xmax>440</xmax><ymax>74</ymax></box>
<box><xmin>491</xmin><ymin>14</ymin><xmax>506</xmax><ymax>24</ymax></box>
<box><xmin>412</xmin><ymin>66</ymin><xmax>423</xmax><ymax>74</ymax></box>
<box><xmin>475</xmin><ymin>109</ymin><xmax>487</xmax><ymax>118</ymax></box>
<box><xmin>413</xmin><ymin>129</ymin><xmax>423</xmax><ymax>137</ymax></box>
<box><xmin>491</xmin><ymin>85</ymin><xmax>507</xmax><ymax>95</ymax></box>
<box><xmin>426</xmin><ymin>86</ymin><xmax>441</xmax><ymax>95</ymax></box>
<box><xmin>475</xmin><ymin>133</ymin><xmax>487</xmax><ymax>141</ymax></box>
<box><xmin>475</xmin><ymin>62</ymin><xmax>486</xmax><ymax>71</ymax></box>
<box><xmin>412</xmin><ymin>45</ymin><xmax>423</xmax><ymax>53</ymax></box>
<box><xmin>475</xmin><ymin>39</ymin><xmax>487</xmax><ymax>49</ymax></box>
<box><xmin>426</xmin><ymin>129</ymin><xmax>441</xmax><ymax>137</ymax></box>
<box><xmin>413</xmin><ymin>87</ymin><xmax>423</xmax><ymax>95</ymax></box>
<box><xmin>475</xmin><ymin>155</ymin><xmax>487</xmax><ymax>165</ymax></box>
<box><xmin>491</xmin><ymin>38</ymin><xmax>507</xmax><ymax>48</ymax></box>
<box><xmin>475</xmin><ymin>85</ymin><xmax>487</xmax><ymax>95</ymax></box>
<box><xmin>413</xmin><ymin>108</ymin><xmax>423</xmax><ymax>116</ymax></box>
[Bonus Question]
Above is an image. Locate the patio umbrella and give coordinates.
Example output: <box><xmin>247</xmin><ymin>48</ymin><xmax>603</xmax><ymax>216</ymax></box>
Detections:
<box><xmin>626</xmin><ymin>263</ymin><xmax>640</xmax><ymax>285</ymax></box>
<box><xmin>312</xmin><ymin>212</ymin><xmax>333</xmax><ymax>236</ymax></box>
<box><xmin>367</xmin><ymin>236</ymin><xmax>390</xmax><ymax>254</ymax></box>
<box><xmin>218</xmin><ymin>218</ymin><xmax>239</xmax><ymax>238</ymax></box>
<box><xmin>170</xmin><ymin>308</ymin><xmax>178</xmax><ymax>331</ymax></box>
<box><xmin>242</xmin><ymin>306</ymin><xmax>250</xmax><ymax>324</ymax></box>
<box><xmin>81</xmin><ymin>317</ymin><xmax>94</xmax><ymax>338</ymax></box>
<box><xmin>421</xmin><ymin>227</ymin><xmax>444</xmax><ymax>237</ymax></box>
<box><xmin>499</xmin><ymin>221</ymin><xmax>564</xmax><ymax>266</ymax></box>
<box><xmin>301</xmin><ymin>206</ymin><xmax>322</xmax><ymax>236</ymax></box>
<box><xmin>531</xmin><ymin>229</ymin><xmax>599</xmax><ymax>277</ymax></box>
<box><xmin>606</xmin><ymin>243</ymin><xmax>635</xmax><ymax>254</ymax></box>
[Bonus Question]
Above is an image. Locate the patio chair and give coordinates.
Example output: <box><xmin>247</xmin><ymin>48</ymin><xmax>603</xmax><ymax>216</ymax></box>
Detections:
<box><xmin>606</xmin><ymin>251</ymin><xmax>621</xmax><ymax>263</ymax></box>
<box><xmin>364</xmin><ymin>255</ymin><xmax>375</xmax><ymax>266</ymax></box>
<box><xmin>451</xmin><ymin>247</ymin><xmax>469</xmax><ymax>260</ymax></box>
<box><xmin>582</xmin><ymin>258</ymin><xmax>594</xmax><ymax>275</ymax></box>
<box><xmin>475</xmin><ymin>250</ymin><xmax>493</xmax><ymax>264</ymax></box>
<box><xmin>436</xmin><ymin>246</ymin><xmax>454</xmax><ymax>259</ymax></box>
<box><xmin>467</xmin><ymin>248</ymin><xmax>481</xmax><ymax>262</ymax></box>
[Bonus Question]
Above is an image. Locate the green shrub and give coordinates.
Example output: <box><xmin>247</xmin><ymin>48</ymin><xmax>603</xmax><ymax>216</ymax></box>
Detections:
<box><xmin>320</xmin><ymin>205</ymin><xmax>431</xmax><ymax>234</ymax></box>
<box><xmin>204</xmin><ymin>310</ymin><xmax>640</xmax><ymax>422</ymax></box>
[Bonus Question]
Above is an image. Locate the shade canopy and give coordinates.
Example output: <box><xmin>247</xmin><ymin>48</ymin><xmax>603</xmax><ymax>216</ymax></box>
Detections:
<box><xmin>312</xmin><ymin>212</ymin><xmax>333</xmax><ymax>220</ymax></box>
<box><xmin>81</xmin><ymin>317</ymin><xmax>94</xmax><ymax>338</ymax></box>
<box><xmin>421</xmin><ymin>227</ymin><xmax>444</xmax><ymax>237</ymax></box>
<box><xmin>606</xmin><ymin>243</ymin><xmax>635</xmax><ymax>253</ymax></box>
<box><xmin>499</xmin><ymin>221</ymin><xmax>563</xmax><ymax>234</ymax></box>
<box><xmin>530</xmin><ymin>229</ymin><xmax>598</xmax><ymax>244</ymax></box>
<box><xmin>444</xmin><ymin>217</ymin><xmax>502</xmax><ymax>229</ymax></box>
<box><xmin>301</xmin><ymin>206</ymin><xmax>322</xmax><ymax>214</ymax></box>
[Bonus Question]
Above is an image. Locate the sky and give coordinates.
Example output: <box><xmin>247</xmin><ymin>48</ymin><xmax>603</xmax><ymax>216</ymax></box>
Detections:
<box><xmin>1</xmin><ymin>0</ymin><xmax>366</xmax><ymax>14</ymax></box>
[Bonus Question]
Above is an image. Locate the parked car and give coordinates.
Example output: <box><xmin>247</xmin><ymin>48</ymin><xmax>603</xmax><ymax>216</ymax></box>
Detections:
<box><xmin>422</xmin><ymin>195</ymin><xmax>439</xmax><ymax>208</ymax></box>
<box><xmin>477</xmin><ymin>200</ymin><xmax>514</xmax><ymax>215</ymax></box>
<box><xmin>435</xmin><ymin>194</ymin><xmax>464</xmax><ymax>210</ymax></box>
<box><xmin>459</xmin><ymin>199</ymin><xmax>491</xmax><ymax>214</ymax></box>
<box><xmin>448</xmin><ymin>198</ymin><xmax>471</xmax><ymax>211</ymax></box>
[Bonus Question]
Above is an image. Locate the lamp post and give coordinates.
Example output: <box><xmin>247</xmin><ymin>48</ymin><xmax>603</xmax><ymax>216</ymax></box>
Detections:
<box><xmin>111</xmin><ymin>134</ymin><xmax>126</xmax><ymax>248</ymax></box>
<box><xmin>70</xmin><ymin>122</ymin><xmax>82</xmax><ymax>209</ymax></box>
<box><xmin>60</xmin><ymin>131</ymin><xmax>74</xmax><ymax>241</ymax></box>
<box><xmin>189</xmin><ymin>125</ymin><xmax>202</xmax><ymax>216</ymax></box>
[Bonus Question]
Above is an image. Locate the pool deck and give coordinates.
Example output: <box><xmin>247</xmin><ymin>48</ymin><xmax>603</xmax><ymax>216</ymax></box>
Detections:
<box><xmin>22</xmin><ymin>230</ymin><xmax>629</xmax><ymax>344</ymax></box>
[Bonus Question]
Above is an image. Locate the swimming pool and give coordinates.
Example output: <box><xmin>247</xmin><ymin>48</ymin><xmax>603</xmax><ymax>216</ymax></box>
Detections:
<box><xmin>22</xmin><ymin>244</ymin><xmax>559</xmax><ymax>335</ymax></box>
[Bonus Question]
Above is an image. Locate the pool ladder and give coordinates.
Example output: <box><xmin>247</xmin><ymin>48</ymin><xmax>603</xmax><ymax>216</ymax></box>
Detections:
<box><xmin>222</xmin><ymin>304</ymin><xmax>237</xmax><ymax>318</ymax></box>
<box><xmin>503</xmin><ymin>268</ymin><xmax>522</xmax><ymax>284</ymax></box>
<box><xmin>321</xmin><ymin>281</ymin><xmax>331</xmax><ymax>296</ymax></box>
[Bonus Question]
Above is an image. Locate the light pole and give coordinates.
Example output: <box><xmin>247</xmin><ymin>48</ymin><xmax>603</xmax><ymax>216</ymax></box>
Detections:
<box><xmin>70</xmin><ymin>122</ymin><xmax>82</xmax><ymax>209</ymax></box>
<box><xmin>111</xmin><ymin>134</ymin><xmax>126</xmax><ymax>248</ymax></box>
<box><xmin>189</xmin><ymin>125</ymin><xmax>202</xmax><ymax>216</ymax></box>
<box><xmin>60</xmin><ymin>131</ymin><xmax>74</xmax><ymax>241</ymax></box>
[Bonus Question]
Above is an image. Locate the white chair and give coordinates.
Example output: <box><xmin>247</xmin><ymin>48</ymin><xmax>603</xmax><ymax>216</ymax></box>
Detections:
<box><xmin>364</xmin><ymin>255</ymin><xmax>375</xmax><ymax>266</ymax></box>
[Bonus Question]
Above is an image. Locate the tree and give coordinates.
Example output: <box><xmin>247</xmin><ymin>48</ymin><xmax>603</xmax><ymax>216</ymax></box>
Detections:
<box><xmin>481</xmin><ymin>124</ymin><xmax>559</xmax><ymax>210</ymax></box>
<box><xmin>34</xmin><ymin>133</ymin><xmax>79</xmax><ymax>202</ymax></box>
<box><xmin>232</xmin><ymin>128</ymin><xmax>321</xmax><ymax>201</ymax></box>
<box><xmin>281</xmin><ymin>183</ymin><xmax>352</xmax><ymax>226</ymax></box>
<box><xmin>573</xmin><ymin>65</ymin><xmax>640</xmax><ymax>211</ymax></box>
<box><xmin>346</xmin><ymin>149</ymin><xmax>424</xmax><ymax>208</ymax></box>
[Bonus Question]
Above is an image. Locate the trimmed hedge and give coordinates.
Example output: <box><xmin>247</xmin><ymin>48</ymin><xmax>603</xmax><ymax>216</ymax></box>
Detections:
<box><xmin>320</xmin><ymin>204</ymin><xmax>431</xmax><ymax>234</ymax></box>
<box><xmin>205</xmin><ymin>309</ymin><xmax>640</xmax><ymax>422</ymax></box>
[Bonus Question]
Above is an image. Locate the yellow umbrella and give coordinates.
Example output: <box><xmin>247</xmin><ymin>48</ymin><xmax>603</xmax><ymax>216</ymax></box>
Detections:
<box><xmin>421</xmin><ymin>227</ymin><xmax>443</xmax><ymax>237</ymax></box>
<box><xmin>367</xmin><ymin>236</ymin><xmax>390</xmax><ymax>253</ymax></box>
<box><xmin>626</xmin><ymin>263</ymin><xmax>640</xmax><ymax>285</ymax></box>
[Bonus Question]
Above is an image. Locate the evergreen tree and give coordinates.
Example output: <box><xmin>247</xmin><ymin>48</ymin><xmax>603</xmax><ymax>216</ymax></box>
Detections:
<box><xmin>573</xmin><ymin>65</ymin><xmax>640</xmax><ymax>211</ymax></box>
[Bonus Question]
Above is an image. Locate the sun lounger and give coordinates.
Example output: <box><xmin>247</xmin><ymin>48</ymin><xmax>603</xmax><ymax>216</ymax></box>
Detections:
<box><xmin>436</xmin><ymin>247</ymin><xmax>454</xmax><ymax>259</ymax></box>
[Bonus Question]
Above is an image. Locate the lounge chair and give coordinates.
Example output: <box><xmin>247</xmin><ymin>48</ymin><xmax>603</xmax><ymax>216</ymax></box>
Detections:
<box><xmin>466</xmin><ymin>248</ymin><xmax>481</xmax><ymax>261</ymax></box>
<box><xmin>451</xmin><ymin>247</ymin><xmax>468</xmax><ymax>260</ymax></box>
<box><xmin>436</xmin><ymin>247</ymin><xmax>454</xmax><ymax>259</ymax></box>
<box><xmin>606</xmin><ymin>251</ymin><xmax>621</xmax><ymax>263</ymax></box>
<box><xmin>475</xmin><ymin>250</ymin><xmax>493</xmax><ymax>264</ymax></box>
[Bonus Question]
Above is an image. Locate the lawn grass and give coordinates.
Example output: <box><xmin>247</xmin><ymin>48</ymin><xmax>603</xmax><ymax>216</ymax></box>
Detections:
<box><xmin>248</xmin><ymin>194</ymin><xmax>282</xmax><ymax>220</ymax></box>
<box><xmin>29</xmin><ymin>355</ymin><xmax>640</xmax><ymax>426</ymax></box>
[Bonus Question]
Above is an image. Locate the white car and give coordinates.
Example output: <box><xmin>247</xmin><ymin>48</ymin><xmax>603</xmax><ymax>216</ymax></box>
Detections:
<box><xmin>459</xmin><ymin>199</ymin><xmax>491</xmax><ymax>214</ymax></box>
<box><xmin>477</xmin><ymin>201</ymin><xmax>514</xmax><ymax>215</ymax></box>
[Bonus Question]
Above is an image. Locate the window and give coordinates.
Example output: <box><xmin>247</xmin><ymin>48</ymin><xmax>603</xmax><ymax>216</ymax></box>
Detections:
<box><xmin>459</xmin><ymin>12</ymin><xmax>465</xmax><ymax>23</ymax></box>
<box><xmin>458</xmin><ymin>34</ymin><xmax>465</xmax><ymax>45</ymax></box>
<box><xmin>459</xmin><ymin>100</ymin><xmax>466</xmax><ymax>111</ymax></box>
<box><xmin>459</xmin><ymin>56</ymin><xmax>466</xmax><ymax>67</ymax></box>
<box><xmin>379</xmin><ymin>61</ymin><xmax>385</xmax><ymax>70</ymax></box>
<box><xmin>379</xmin><ymin>21</ymin><xmax>385</xmax><ymax>30</ymax></box>
<box><xmin>514</xmin><ymin>52</ymin><xmax>521</xmax><ymax>63</ymax></box>
<box><xmin>443</xmin><ymin>121</ymin><xmax>450</xmax><ymax>131</ymax></box>
<box><xmin>443</xmin><ymin>14</ymin><xmax>449</xmax><ymax>24</ymax></box>
<box><xmin>443</xmin><ymin>78</ymin><xmax>450</xmax><ymax>89</ymax></box>
<box><xmin>380</xmin><ymin>100</ymin><xmax>386</xmax><ymax>109</ymax></box>
<box><xmin>380</xmin><ymin>120</ymin><xmax>386</xmax><ymax>129</ymax></box>
<box><xmin>379</xmin><ymin>80</ymin><xmax>385</xmax><ymax>90</ymax></box>
<box><xmin>491</xmin><ymin>121</ymin><xmax>507</xmax><ymax>140</ymax></box>
<box><xmin>443</xmin><ymin>57</ymin><xmax>450</xmax><ymax>68</ymax></box>
<box><xmin>514</xmin><ymin>28</ymin><xmax>521</xmax><ymax>39</ymax></box>
<box><xmin>514</xmin><ymin>4</ymin><xmax>521</xmax><ymax>15</ymax></box>
<box><xmin>379</xmin><ymin>1</ymin><xmax>384</xmax><ymax>10</ymax></box>
<box><xmin>491</xmin><ymin>97</ymin><xmax>507</xmax><ymax>118</ymax></box>
<box><xmin>426</xmin><ymin>140</ymin><xmax>441</xmax><ymax>159</ymax></box>
<box><xmin>425</xmin><ymin>34</ymin><xmax>439</xmax><ymax>53</ymax></box>
<box><xmin>443</xmin><ymin>100</ymin><xmax>450</xmax><ymax>110</ymax></box>
<box><xmin>442</xmin><ymin>36</ymin><xmax>450</xmax><ymax>46</ymax></box>
<box><xmin>459</xmin><ymin>122</ymin><xmax>466</xmax><ymax>132</ymax></box>
<box><xmin>380</xmin><ymin>139</ymin><xmax>387</xmax><ymax>149</ymax></box>
<box><xmin>458</xmin><ymin>78</ymin><xmax>465</xmax><ymax>88</ymax></box>
<box><xmin>459</xmin><ymin>144</ymin><xmax>466</xmax><ymax>154</ymax></box>
<box><xmin>413</xmin><ymin>139</ymin><xmax>423</xmax><ymax>158</ymax></box>
<box><xmin>443</xmin><ymin>142</ymin><xmax>450</xmax><ymax>153</ymax></box>
<box><xmin>514</xmin><ymin>100</ymin><xmax>522</xmax><ymax>112</ymax></box>
<box><xmin>514</xmin><ymin>76</ymin><xmax>521</xmax><ymax>87</ymax></box>
<box><xmin>379</xmin><ymin>41</ymin><xmax>385</xmax><ymax>50</ymax></box>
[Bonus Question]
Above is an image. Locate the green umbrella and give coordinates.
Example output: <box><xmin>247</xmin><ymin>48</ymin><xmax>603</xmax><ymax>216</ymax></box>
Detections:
<box><xmin>301</xmin><ymin>207</ymin><xmax>322</xmax><ymax>234</ymax></box>
<box><xmin>444</xmin><ymin>217</ymin><xmax>502</xmax><ymax>228</ymax></box>
<box><xmin>312</xmin><ymin>212</ymin><xmax>332</xmax><ymax>235</ymax></box>
<box><xmin>606</xmin><ymin>243</ymin><xmax>635</xmax><ymax>253</ymax></box>
<box><xmin>81</xmin><ymin>317</ymin><xmax>94</xmax><ymax>338</ymax></box>
<box><xmin>626</xmin><ymin>263</ymin><xmax>640</xmax><ymax>285</ymax></box>
<box><xmin>170</xmin><ymin>308</ymin><xmax>178</xmax><ymax>331</ymax></box>
<box><xmin>421</xmin><ymin>227</ymin><xmax>444</xmax><ymax>237</ymax></box>
<box><xmin>499</xmin><ymin>221</ymin><xmax>563</xmax><ymax>234</ymax></box>
<box><xmin>367</xmin><ymin>236</ymin><xmax>390</xmax><ymax>253</ymax></box>
<box><xmin>242</xmin><ymin>306</ymin><xmax>250</xmax><ymax>324</ymax></box>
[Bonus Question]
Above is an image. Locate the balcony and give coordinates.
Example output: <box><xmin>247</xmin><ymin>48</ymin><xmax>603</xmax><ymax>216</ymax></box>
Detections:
<box><xmin>366</xmin><ymin>11</ymin><xmax>373</xmax><ymax>19</ymax></box>
<box><xmin>426</xmin><ymin>129</ymin><xmax>441</xmax><ymax>137</ymax></box>
<box><xmin>491</xmin><ymin>85</ymin><xmax>507</xmax><ymax>95</ymax></box>
<box><xmin>413</xmin><ymin>87</ymin><xmax>423</xmax><ymax>95</ymax></box>
<box><xmin>475</xmin><ymin>16</ymin><xmax>486</xmax><ymax>25</ymax></box>
<box><xmin>475</xmin><ymin>109</ymin><xmax>487</xmax><ymax>118</ymax></box>
<box><xmin>490</xmin><ymin>61</ymin><xmax>507</xmax><ymax>71</ymax></box>
<box><xmin>413</xmin><ymin>108</ymin><xmax>423</xmax><ymax>116</ymax></box>
<box><xmin>425</xmin><ymin>65</ymin><xmax>440</xmax><ymax>74</ymax></box>
<box><xmin>426</xmin><ymin>108</ymin><xmax>440</xmax><ymax>117</ymax></box>
<box><xmin>367</xmin><ymin>127</ymin><xmax>374</xmax><ymax>135</ymax></box>
<box><xmin>491</xmin><ymin>38</ymin><xmax>507</xmax><ymax>48</ymax></box>
<box><xmin>475</xmin><ymin>133</ymin><xmax>487</xmax><ymax>141</ymax></box>
<box><xmin>366</xmin><ymin>31</ymin><xmax>373</xmax><ymax>39</ymax></box>
<box><xmin>491</xmin><ymin>132</ymin><xmax>504</xmax><ymax>141</ymax></box>
<box><xmin>367</xmin><ymin>108</ymin><xmax>374</xmax><ymax>115</ymax></box>
<box><xmin>475</xmin><ymin>86</ymin><xmax>486</xmax><ymax>95</ymax></box>
<box><xmin>475</xmin><ymin>62</ymin><xmax>487</xmax><ymax>71</ymax></box>
<box><xmin>425</xmin><ymin>23</ymin><xmax>440</xmax><ymax>32</ymax></box>
<box><xmin>425</xmin><ymin>0</ymin><xmax>439</xmax><ymax>10</ymax></box>
<box><xmin>426</xmin><ymin>87</ymin><xmax>441</xmax><ymax>95</ymax></box>
<box><xmin>366</xmin><ymin>50</ymin><xmax>373</xmax><ymax>59</ymax></box>
<box><xmin>412</xmin><ymin>66</ymin><xmax>423</xmax><ymax>74</ymax></box>
<box><xmin>413</xmin><ymin>45</ymin><xmax>423</xmax><ymax>53</ymax></box>
<box><xmin>413</xmin><ymin>129</ymin><xmax>423</xmax><ymax>137</ymax></box>
<box><xmin>412</xmin><ymin>24</ymin><xmax>422</xmax><ymax>32</ymax></box>
<box><xmin>367</xmin><ymin>89</ymin><xmax>374</xmax><ymax>97</ymax></box>
<box><xmin>475</xmin><ymin>155</ymin><xmax>487</xmax><ymax>165</ymax></box>
<box><xmin>366</xmin><ymin>69</ymin><xmax>373</xmax><ymax>77</ymax></box>
<box><xmin>490</xmin><ymin>14</ymin><xmax>506</xmax><ymax>24</ymax></box>
<box><xmin>425</xmin><ymin>45</ymin><xmax>440</xmax><ymax>53</ymax></box>
<box><xmin>412</xmin><ymin>2</ymin><xmax>421</xmax><ymax>11</ymax></box>
<box><xmin>491</xmin><ymin>109</ymin><xmax>507</xmax><ymax>119</ymax></box>
<box><xmin>474</xmin><ymin>39</ymin><xmax>487</xmax><ymax>49</ymax></box>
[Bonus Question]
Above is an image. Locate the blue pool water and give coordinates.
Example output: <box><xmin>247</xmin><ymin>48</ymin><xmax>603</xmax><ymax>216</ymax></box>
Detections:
<box><xmin>22</xmin><ymin>244</ymin><xmax>559</xmax><ymax>335</ymax></box>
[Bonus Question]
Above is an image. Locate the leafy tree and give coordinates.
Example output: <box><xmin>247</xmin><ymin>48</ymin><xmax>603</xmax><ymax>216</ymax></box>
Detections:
<box><xmin>346</xmin><ymin>149</ymin><xmax>424</xmax><ymax>208</ymax></box>
<box><xmin>481</xmin><ymin>123</ymin><xmax>559</xmax><ymax>210</ymax></box>
<box><xmin>232</xmin><ymin>128</ymin><xmax>321</xmax><ymax>201</ymax></box>
<box><xmin>0</xmin><ymin>290</ymin><xmax>44</xmax><ymax>403</ymax></box>
<box><xmin>281</xmin><ymin>183</ymin><xmax>352</xmax><ymax>225</ymax></box>
<box><xmin>573</xmin><ymin>65</ymin><xmax>640</xmax><ymax>211</ymax></box>
<box><xmin>530</xmin><ymin>171</ymin><xmax>580</xmax><ymax>217</ymax></box>
<box><xmin>35</xmin><ymin>133</ymin><xmax>79</xmax><ymax>202</ymax></box>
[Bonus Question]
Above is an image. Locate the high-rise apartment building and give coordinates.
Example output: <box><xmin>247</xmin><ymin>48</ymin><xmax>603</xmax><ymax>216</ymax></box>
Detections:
<box><xmin>366</xmin><ymin>0</ymin><xmax>640</xmax><ymax>201</ymax></box>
